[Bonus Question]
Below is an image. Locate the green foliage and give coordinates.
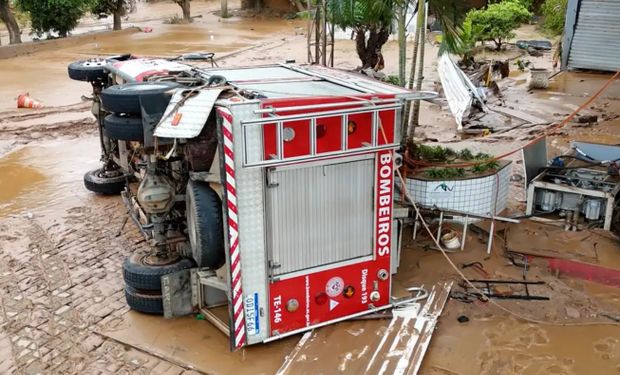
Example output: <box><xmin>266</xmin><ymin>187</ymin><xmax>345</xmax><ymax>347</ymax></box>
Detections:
<box><xmin>425</xmin><ymin>167</ymin><xmax>466</xmax><ymax>179</ymax></box>
<box><xmin>17</xmin><ymin>0</ymin><xmax>89</xmax><ymax>37</ymax></box>
<box><xmin>328</xmin><ymin>0</ymin><xmax>394</xmax><ymax>32</ymax></box>
<box><xmin>416</xmin><ymin>145</ymin><xmax>456</xmax><ymax>162</ymax></box>
<box><xmin>541</xmin><ymin>0</ymin><xmax>567</xmax><ymax>36</ymax></box>
<box><xmin>415</xmin><ymin>144</ymin><xmax>500</xmax><ymax>179</ymax></box>
<box><xmin>90</xmin><ymin>0</ymin><xmax>135</xmax><ymax>19</ymax></box>
<box><xmin>471</xmin><ymin>160</ymin><xmax>499</xmax><ymax>174</ymax></box>
<box><xmin>492</xmin><ymin>0</ymin><xmax>534</xmax><ymax>10</ymax></box>
<box><xmin>385</xmin><ymin>75</ymin><xmax>400</xmax><ymax>85</ymax></box>
<box><xmin>464</xmin><ymin>0</ymin><xmax>531</xmax><ymax>51</ymax></box>
<box><xmin>454</xmin><ymin>17</ymin><xmax>480</xmax><ymax>62</ymax></box>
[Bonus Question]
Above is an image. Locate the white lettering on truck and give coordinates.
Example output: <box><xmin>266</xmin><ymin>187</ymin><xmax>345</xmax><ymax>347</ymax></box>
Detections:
<box><xmin>376</xmin><ymin>152</ymin><xmax>393</xmax><ymax>257</ymax></box>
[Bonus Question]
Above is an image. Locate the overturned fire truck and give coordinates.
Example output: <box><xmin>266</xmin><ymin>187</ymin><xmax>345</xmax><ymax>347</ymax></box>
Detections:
<box><xmin>68</xmin><ymin>55</ymin><xmax>435</xmax><ymax>349</ymax></box>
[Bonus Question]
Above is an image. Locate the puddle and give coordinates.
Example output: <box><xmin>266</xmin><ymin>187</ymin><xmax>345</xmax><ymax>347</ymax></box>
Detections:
<box><xmin>0</xmin><ymin>137</ymin><xmax>100</xmax><ymax>217</ymax></box>
<box><xmin>548</xmin><ymin>72</ymin><xmax>620</xmax><ymax>100</ymax></box>
<box><xmin>0</xmin><ymin>148</ymin><xmax>46</xmax><ymax>214</ymax></box>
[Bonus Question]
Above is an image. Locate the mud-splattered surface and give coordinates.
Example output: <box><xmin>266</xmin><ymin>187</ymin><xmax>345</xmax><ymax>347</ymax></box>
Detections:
<box><xmin>1</xmin><ymin>6</ymin><xmax>620</xmax><ymax>374</ymax></box>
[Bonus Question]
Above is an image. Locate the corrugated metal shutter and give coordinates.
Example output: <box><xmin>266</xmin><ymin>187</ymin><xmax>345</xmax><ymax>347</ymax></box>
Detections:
<box><xmin>267</xmin><ymin>158</ymin><xmax>374</xmax><ymax>276</ymax></box>
<box><xmin>568</xmin><ymin>0</ymin><xmax>620</xmax><ymax>71</ymax></box>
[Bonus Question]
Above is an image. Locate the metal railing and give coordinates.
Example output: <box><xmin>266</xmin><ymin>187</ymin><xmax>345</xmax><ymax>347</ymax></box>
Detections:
<box><xmin>240</xmin><ymin>102</ymin><xmax>401</xmax><ymax>167</ymax></box>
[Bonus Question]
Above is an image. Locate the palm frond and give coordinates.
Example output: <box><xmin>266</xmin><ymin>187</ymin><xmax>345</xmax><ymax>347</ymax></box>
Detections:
<box><xmin>429</xmin><ymin>0</ymin><xmax>466</xmax><ymax>54</ymax></box>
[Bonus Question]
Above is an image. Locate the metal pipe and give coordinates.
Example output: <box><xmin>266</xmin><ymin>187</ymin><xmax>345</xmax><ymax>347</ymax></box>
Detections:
<box><xmin>242</xmin><ymin>103</ymin><xmax>401</xmax><ymax>125</ymax></box>
<box><xmin>341</xmin><ymin>114</ymin><xmax>348</xmax><ymax>151</ymax></box>
<box><xmin>276</xmin><ymin>121</ymin><xmax>283</xmax><ymax>160</ymax></box>
<box><xmin>371</xmin><ymin>111</ymin><xmax>379</xmax><ymax>146</ymax></box>
<box><xmin>199</xmin><ymin>308</ymin><xmax>230</xmax><ymax>337</ymax></box>
<box><xmin>418</xmin><ymin>205</ymin><xmax>520</xmax><ymax>224</ymax></box>
<box><xmin>486</xmin><ymin>220</ymin><xmax>495</xmax><ymax>255</ymax></box>
<box><xmin>243</xmin><ymin>144</ymin><xmax>398</xmax><ymax>168</ymax></box>
<box><xmin>461</xmin><ymin>216</ymin><xmax>468</xmax><ymax>251</ymax></box>
<box><xmin>412</xmin><ymin>211</ymin><xmax>419</xmax><ymax>240</ymax></box>
<box><xmin>253</xmin><ymin>98</ymin><xmax>402</xmax><ymax>114</ymax></box>
<box><xmin>310</xmin><ymin>117</ymin><xmax>317</xmax><ymax>155</ymax></box>
<box><xmin>437</xmin><ymin>211</ymin><xmax>444</xmax><ymax>240</ymax></box>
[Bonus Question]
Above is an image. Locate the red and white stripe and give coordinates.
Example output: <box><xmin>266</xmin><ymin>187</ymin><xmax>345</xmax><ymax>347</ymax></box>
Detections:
<box><xmin>217</xmin><ymin>107</ymin><xmax>247</xmax><ymax>349</ymax></box>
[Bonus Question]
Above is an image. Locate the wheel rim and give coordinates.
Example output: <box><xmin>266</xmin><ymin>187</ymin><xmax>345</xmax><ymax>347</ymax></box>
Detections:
<box><xmin>140</xmin><ymin>253</ymin><xmax>180</xmax><ymax>267</ymax></box>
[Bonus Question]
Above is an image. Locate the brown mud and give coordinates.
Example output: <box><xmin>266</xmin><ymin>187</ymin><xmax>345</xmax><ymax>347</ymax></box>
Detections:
<box><xmin>0</xmin><ymin>11</ymin><xmax>620</xmax><ymax>374</ymax></box>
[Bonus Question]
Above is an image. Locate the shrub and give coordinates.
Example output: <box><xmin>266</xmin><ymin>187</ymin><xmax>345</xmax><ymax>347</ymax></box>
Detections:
<box><xmin>464</xmin><ymin>0</ymin><xmax>532</xmax><ymax>51</ymax></box>
<box><xmin>541</xmin><ymin>0</ymin><xmax>568</xmax><ymax>36</ymax></box>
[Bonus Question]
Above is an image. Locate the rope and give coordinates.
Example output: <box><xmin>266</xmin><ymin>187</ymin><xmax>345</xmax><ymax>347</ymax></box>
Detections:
<box><xmin>408</xmin><ymin>70</ymin><xmax>620</xmax><ymax>169</ymax></box>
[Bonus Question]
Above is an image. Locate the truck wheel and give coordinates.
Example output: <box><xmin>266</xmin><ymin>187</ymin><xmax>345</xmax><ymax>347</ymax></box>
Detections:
<box><xmin>186</xmin><ymin>181</ymin><xmax>225</xmax><ymax>269</ymax></box>
<box><xmin>68</xmin><ymin>59</ymin><xmax>108</xmax><ymax>82</ymax></box>
<box><xmin>123</xmin><ymin>252</ymin><xmax>195</xmax><ymax>291</ymax></box>
<box><xmin>83</xmin><ymin>168</ymin><xmax>126</xmax><ymax>194</ymax></box>
<box><xmin>101</xmin><ymin>82</ymin><xmax>181</xmax><ymax>114</ymax></box>
<box><xmin>124</xmin><ymin>285</ymin><xmax>163</xmax><ymax>315</ymax></box>
<box><xmin>103</xmin><ymin>114</ymin><xmax>144</xmax><ymax>142</ymax></box>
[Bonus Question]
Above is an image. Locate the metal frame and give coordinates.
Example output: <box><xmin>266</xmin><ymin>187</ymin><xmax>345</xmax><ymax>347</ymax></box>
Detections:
<box><xmin>525</xmin><ymin>171</ymin><xmax>620</xmax><ymax>230</ymax></box>
<box><xmin>240</xmin><ymin>104</ymin><xmax>401</xmax><ymax>168</ymax></box>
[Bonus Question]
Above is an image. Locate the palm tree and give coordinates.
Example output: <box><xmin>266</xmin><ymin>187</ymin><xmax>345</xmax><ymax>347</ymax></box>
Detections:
<box><xmin>329</xmin><ymin>0</ymin><xmax>463</xmax><ymax>72</ymax></box>
<box><xmin>329</xmin><ymin>0</ymin><xmax>465</xmax><ymax>142</ymax></box>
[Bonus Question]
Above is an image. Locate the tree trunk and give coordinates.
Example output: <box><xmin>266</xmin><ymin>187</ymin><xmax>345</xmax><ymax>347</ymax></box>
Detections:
<box><xmin>293</xmin><ymin>0</ymin><xmax>305</xmax><ymax>12</ymax></box>
<box><xmin>405</xmin><ymin>0</ymin><xmax>426</xmax><ymax>143</ymax></box>
<box><xmin>178</xmin><ymin>0</ymin><xmax>191</xmax><ymax>22</ymax></box>
<box><xmin>221</xmin><ymin>0</ymin><xmax>228</xmax><ymax>18</ymax></box>
<box><xmin>410</xmin><ymin>7</ymin><xmax>427</xmax><ymax>129</ymax></box>
<box><xmin>0</xmin><ymin>0</ymin><xmax>22</xmax><ymax>44</ymax></box>
<box><xmin>397</xmin><ymin>2</ymin><xmax>407</xmax><ymax>86</ymax></box>
<box><xmin>354</xmin><ymin>27</ymin><xmax>390</xmax><ymax>70</ymax></box>
<box><xmin>113</xmin><ymin>0</ymin><xmax>123</xmax><ymax>31</ymax></box>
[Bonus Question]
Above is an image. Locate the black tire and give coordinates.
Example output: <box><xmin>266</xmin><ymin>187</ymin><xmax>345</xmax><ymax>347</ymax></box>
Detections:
<box><xmin>123</xmin><ymin>252</ymin><xmax>195</xmax><ymax>291</ymax></box>
<box><xmin>68</xmin><ymin>59</ymin><xmax>108</xmax><ymax>82</ymax></box>
<box><xmin>103</xmin><ymin>114</ymin><xmax>144</xmax><ymax>142</ymax></box>
<box><xmin>186</xmin><ymin>181</ymin><xmax>225</xmax><ymax>269</ymax></box>
<box><xmin>101</xmin><ymin>82</ymin><xmax>182</xmax><ymax>114</ymax></box>
<box><xmin>83</xmin><ymin>168</ymin><xmax>126</xmax><ymax>194</ymax></box>
<box><xmin>124</xmin><ymin>285</ymin><xmax>163</xmax><ymax>315</ymax></box>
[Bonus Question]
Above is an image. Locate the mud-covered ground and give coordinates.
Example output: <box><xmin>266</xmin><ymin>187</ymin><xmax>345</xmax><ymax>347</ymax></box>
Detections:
<box><xmin>1</xmin><ymin>2</ymin><xmax>620</xmax><ymax>374</ymax></box>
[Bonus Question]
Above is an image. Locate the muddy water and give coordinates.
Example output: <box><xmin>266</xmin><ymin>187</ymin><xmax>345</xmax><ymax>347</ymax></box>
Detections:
<box><xmin>422</xmin><ymin>312</ymin><xmax>620</xmax><ymax>374</ymax></box>
<box><xmin>0</xmin><ymin>148</ymin><xmax>45</xmax><ymax>214</ymax></box>
<box><xmin>0</xmin><ymin>138</ymin><xmax>99</xmax><ymax>217</ymax></box>
<box><xmin>63</xmin><ymin>17</ymin><xmax>298</xmax><ymax>57</ymax></box>
<box><xmin>0</xmin><ymin>51</ymin><xmax>89</xmax><ymax>110</ymax></box>
<box><xmin>0</xmin><ymin>15</ymin><xmax>302</xmax><ymax>111</ymax></box>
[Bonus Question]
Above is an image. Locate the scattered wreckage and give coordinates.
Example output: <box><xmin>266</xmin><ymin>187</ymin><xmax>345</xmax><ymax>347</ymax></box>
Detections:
<box><xmin>68</xmin><ymin>54</ymin><xmax>436</xmax><ymax>350</ymax></box>
<box><xmin>525</xmin><ymin>138</ymin><xmax>620</xmax><ymax>232</ymax></box>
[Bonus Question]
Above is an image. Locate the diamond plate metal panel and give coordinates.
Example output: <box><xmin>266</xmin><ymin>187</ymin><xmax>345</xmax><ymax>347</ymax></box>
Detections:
<box><xmin>227</xmin><ymin>102</ymin><xmax>270</xmax><ymax>344</ymax></box>
<box><xmin>154</xmin><ymin>88</ymin><xmax>223</xmax><ymax>138</ymax></box>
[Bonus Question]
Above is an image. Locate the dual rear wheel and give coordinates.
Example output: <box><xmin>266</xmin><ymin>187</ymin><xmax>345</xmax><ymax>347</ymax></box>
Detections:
<box><xmin>121</xmin><ymin>182</ymin><xmax>225</xmax><ymax>315</ymax></box>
